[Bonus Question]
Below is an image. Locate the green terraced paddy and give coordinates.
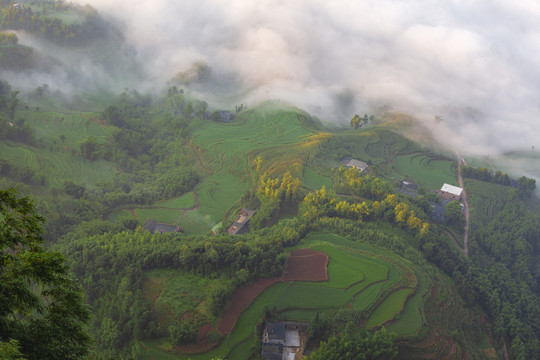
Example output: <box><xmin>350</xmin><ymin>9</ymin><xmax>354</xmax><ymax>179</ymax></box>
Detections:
<box><xmin>394</xmin><ymin>153</ymin><xmax>456</xmax><ymax>189</ymax></box>
<box><xmin>366</xmin><ymin>288</ymin><xmax>414</xmax><ymax>328</ymax></box>
<box><xmin>273</xmin><ymin>284</ymin><xmax>351</xmax><ymax>309</ymax></box>
<box><xmin>386</xmin><ymin>270</ymin><xmax>428</xmax><ymax>336</ymax></box>
<box><xmin>189</xmin><ymin>103</ymin><xmax>312</xmax><ymax>176</ymax></box>
<box><xmin>156</xmin><ymin>192</ymin><xmax>196</xmax><ymax>209</ymax></box>
<box><xmin>21</xmin><ymin>111</ymin><xmax>111</xmax><ymax>148</ymax></box>
<box><xmin>0</xmin><ymin>142</ymin><xmax>116</xmax><ymax>187</ymax></box>
<box><xmin>184</xmin><ymin>105</ymin><xmax>312</xmax><ymax>234</ymax></box>
<box><xmin>140</xmin><ymin>231</ymin><xmax>426</xmax><ymax>360</ymax></box>
<box><xmin>364</xmin><ymin>130</ymin><xmax>411</xmax><ymax>160</ymax></box>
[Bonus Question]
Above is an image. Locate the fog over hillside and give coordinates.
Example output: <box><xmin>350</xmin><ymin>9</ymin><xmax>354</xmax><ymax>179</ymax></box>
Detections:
<box><xmin>64</xmin><ymin>0</ymin><xmax>540</xmax><ymax>156</ymax></box>
<box><xmin>0</xmin><ymin>0</ymin><xmax>530</xmax><ymax>168</ymax></box>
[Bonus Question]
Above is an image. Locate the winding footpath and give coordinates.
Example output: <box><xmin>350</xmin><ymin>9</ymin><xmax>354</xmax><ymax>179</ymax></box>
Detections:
<box><xmin>457</xmin><ymin>155</ymin><xmax>470</xmax><ymax>257</ymax></box>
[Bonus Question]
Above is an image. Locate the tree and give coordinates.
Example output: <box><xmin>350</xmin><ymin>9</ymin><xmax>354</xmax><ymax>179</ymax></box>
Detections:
<box><xmin>444</xmin><ymin>200</ymin><xmax>464</xmax><ymax>226</ymax></box>
<box><xmin>351</xmin><ymin>114</ymin><xmax>361</xmax><ymax>129</ymax></box>
<box><xmin>306</xmin><ymin>326</ymin><xmax>397</xmax><ymax>360</ymax></box>
<box><xmin>0</xmin><ymin>188</ymin><xmax>91</xmax><ymax>360</ymax></box>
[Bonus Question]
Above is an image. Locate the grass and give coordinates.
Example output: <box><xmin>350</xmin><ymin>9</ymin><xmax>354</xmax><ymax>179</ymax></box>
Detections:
<box><xmin>465</xmin><ymin>179</ymin><xmax>511</xmax><ymax>226</ymax></box>
<box><xmin>226</xmin><ymin>335</ymin><xmax>255</xmax><ymax>360</ymax></box>
<box><xmin>366</xmin><ymin>288</ymin><xmax>414</xmax><ymax>328</ymax></box>
<box><xmin>178</xmin><ymin>103</ymin><xmax>314</xmax><ymax>234</ymax></box>
<box><xmin>302</xmin><ymin>167</ymin><xmax>333</xmax><ymax>190</ymax></box>
<box><xmin>135</xmin><ymin>208</ymin><xmax>181</xmax><ymax>225</ymax></box>
<box><xmin>2</xmin><ymin>109</ymin><xmax>116</xmax><ymax>188</ymax></box>
<box><xmin>278</xmin><ymin>309</ymin><xmax>324</xmax><ymax>321</ymax></box>
<box><xmin>143</xmin><ymin>269</ymin><xmax>232</xmax><ymax>325</ymax></box>
<box><xmin>193</xmin><ymin>231</ymin><xmax>420</xmax><ymax>360</ymax></box>
<box><xmin>364</xmin><ymin>130</ymin><xmax>411</xmax><ymax>160</ymax></box>
<box><xmin>157</xmin><ymin>192</ymin><xmax>196</xmax><ymax>209</ymax></box>
<box><xmin>387</xmin><ymin>270</ymin><xmax>428</xmax><ymax>336</ymax></box>
<box><xmin>393</xmin><ymin>153</ymin><xmax>456</xmax><ymax>189</ymax></box>
<box><xmin>0</xmin><ymin>141</ymin><xmax>116</xmax><ymax>188</ymax></box>
<box><xmin>273</xmin><ymin>284</ymin><xmax>351</xmax><ymax>309</ymax></box>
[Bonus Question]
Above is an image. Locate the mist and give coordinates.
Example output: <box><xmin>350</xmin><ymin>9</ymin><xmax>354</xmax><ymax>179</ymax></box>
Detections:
<box><xmin>9</xmin><ymin>1</ymin><xmax>540</xmax><ymax>165</ymax></box>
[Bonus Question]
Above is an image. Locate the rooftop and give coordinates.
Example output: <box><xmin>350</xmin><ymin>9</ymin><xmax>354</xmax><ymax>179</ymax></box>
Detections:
<box><xmin>143</xmin><ymin>219</ymin><xmax>179</xmax><ymax>234</ymax></box>
<box><xmin>440</xmin><ymin>183</ymin><xmax>463</xmax><ymax>196</ymax></box>
<box><xmin>342</xmin><ymin>157</ymin><xmax>367</xmax><ymax>170</ymax></box>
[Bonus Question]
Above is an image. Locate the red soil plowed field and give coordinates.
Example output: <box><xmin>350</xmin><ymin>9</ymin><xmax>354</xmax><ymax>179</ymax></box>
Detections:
<box><xmin>217</xmin><ymin>248</ymin><xmax>328</xmax><ymax>334</ymax></box>
<box><xmin>282</xmin><ymin>248</ymin><xmax>328</xmax><ymax>282</ymax></box>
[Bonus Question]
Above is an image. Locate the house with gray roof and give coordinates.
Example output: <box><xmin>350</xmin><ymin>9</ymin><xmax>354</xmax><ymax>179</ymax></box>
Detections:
<box><xmin>143</xmin><ymin>219</ymin><xmax>179</xmax><ymax>234</ymax></box>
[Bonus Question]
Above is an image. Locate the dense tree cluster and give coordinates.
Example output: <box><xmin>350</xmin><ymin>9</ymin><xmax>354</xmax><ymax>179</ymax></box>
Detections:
<box><xmin>56</xmin><ymin>230</ymin><xmax>288</xmax><ymax>356</ymax></box>
<box><xmin>350</xmin><ymin>113</ymin><xmax>375</xmax><ymax>129</ymax></box>
<box><xmin>341</xmin><ymin>167</ymin><xmax>395</xmax><ymax>200</ymax></box>
<box><xmin>0</xmin><ymin>189</ymin><xmax>91</xmax><ymax>360</ymax></box>
<box><xmin>462</xmin><ymin>166</ymin><xmax>511</xmax><ymax>185</ymax></box>
<box><xmin>306</xmin><ymin>325</ymin><xmax>397</xmax><ymax>360</ymax></box>
<box><xmin>250</xmin><ymin>171</ymin><xmax>302</xmax><ymax>230</ymax></box>
<box><xmin>303</xmin><ymin>185</ymin><xmax>429</xmax><ymax>237</ymax></box>
<box><xmin>462</xmin><ymin>166</ymin><xmax>536</xmax><ymax>199</ymax></box>
<box><xmin>421</xmin><ymin>202</ymin><xmax>540</xmax><ymax>359</ymax></box>
<box><xmin>0</xmin><ymin>30</ymin><xmax>17</xmax><ymax>44</ymax></box>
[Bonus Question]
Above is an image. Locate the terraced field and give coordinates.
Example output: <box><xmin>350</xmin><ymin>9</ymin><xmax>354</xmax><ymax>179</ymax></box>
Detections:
<box><xmin>465</xmin><ymin>179</ymin><xmax>511</xmax><ymax>226</ymax></box>
<box><xmin>0</xmin><ymin>141</ymin><xmax>116</xmax><ymax>187</ymax></box>
<box><xmin>148</xmin><ymin>232</ymin><xmax>425</xmax><ymax>360</ymax></box>
<box><xmin>178</xmin><ymin>103</ymin><xmax>314</xmax><ymax>234</ymax></box>
<box><xmin>1</xmin><ymin>110</ymin><xmax>116</xmax><ymax>187</ymax></box>
<box><xmin>393</xmin><ymin>153</ymin><xmax>456</xmax><ymax>189</ymax></box>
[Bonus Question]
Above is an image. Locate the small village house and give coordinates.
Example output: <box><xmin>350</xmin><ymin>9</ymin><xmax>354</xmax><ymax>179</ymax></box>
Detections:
<box><xmin>342</xmin><ymin>157</ymin><xmax>368</xmax><ymax>171</ymax></box>
<box><xmin>438</xmin><ymin>183</ymin><xmax>463</xmax><ymax>201</ymax></box>
<box><xmin>143</xmin><ymin>219</ymin><xmax>179</xmax><ymax>234</ymax></box>
<box><xmin>227</xmin><ymin>208</ymin><xmax>255</xmax><ymax>235</ymax></box>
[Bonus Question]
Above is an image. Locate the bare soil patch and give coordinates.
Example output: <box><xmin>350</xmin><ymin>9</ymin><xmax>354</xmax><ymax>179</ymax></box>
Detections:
<box><xmin>282</xmin><ymin>248</ymin><xmax>328</xmax><ymax>282</ymax></box>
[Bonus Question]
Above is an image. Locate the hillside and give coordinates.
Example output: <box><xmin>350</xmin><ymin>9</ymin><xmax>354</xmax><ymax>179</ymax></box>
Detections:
<box><xmin>1</xmin><ymin>77</ymin><xmax>539</xmax><ymax>360</ymax></box>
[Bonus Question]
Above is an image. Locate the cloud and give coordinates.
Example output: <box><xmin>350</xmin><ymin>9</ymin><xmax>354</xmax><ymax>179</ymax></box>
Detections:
<box><xmin>21</xmin><ymin>0</ymin><xmax>540</xmax><ymax>159</ymax></box>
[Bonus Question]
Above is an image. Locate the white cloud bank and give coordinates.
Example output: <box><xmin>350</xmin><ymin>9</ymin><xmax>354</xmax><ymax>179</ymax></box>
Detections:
<box><xmin>59</xmin><ymin>0</ymin><xmax>540</xmax><ymax>157</ymax></box>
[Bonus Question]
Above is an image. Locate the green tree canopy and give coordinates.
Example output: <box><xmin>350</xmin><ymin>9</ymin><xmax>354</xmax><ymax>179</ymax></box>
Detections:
<box><xmin>306</xmin><ymin>326</ymin><xmax>397</xmax><ymax>360</ymax></box>
<box><xmin>444</xmin><ymin>200</ymin><xmax>464</xmax><ymax>226</ymax></box>
<box><xmin>0</xmin><ymin>188</ymin><xmax>91</xmax><ymax>360</ymax></box>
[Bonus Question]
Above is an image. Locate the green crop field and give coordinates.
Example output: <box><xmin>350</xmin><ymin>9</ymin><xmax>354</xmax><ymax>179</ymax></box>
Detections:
<box><xmin>465</xmin><ymin>179</ymin><xmax>511</xmax><ymax>226</ymax></box>
<box><xmin>273</xmin><ymin>284</ymin><xmax>350</xmax><ymax>309</ymax></box>
<box><xmin>21</xmin><ymin>110</ymin><xmax>112</xmax><ymax>148</ymax></box>
<box><xmin>176</xmin><ymin>231</ymin><xmax>423</xmax><ymax>360</ymax></box>
<box><xmin>393</xmin><ymin>153</ymin><xmax>456</xmax><ymax>189</ymax></box>
<box><xmin>190</xmin><ymin>103</ymin><xmax>312</xmax><ymax>177</ymax></box>
<box><xmin>135</xmin><ymin>208</ymin><xmax>181</xmax><ymax>225</ymax></box>
<box><xmin>365</xmin><ymin>288</ymin><xmax>414</xmax><ymax>328</ymax></box>
<box><xmin>157</xmin><ymin>192</ymin><xmax>196</xmax><ymax>209</ymax></box>
<box><xmin>303</xmin><ymin>167</ymin><xmax>333</xmax><ymax>190</ymax></box>
<box><xmin>177</xmin><ymin>172</ymin><xmax>249</xmax><ymax>234</ymax></box>
<box><xmin>0</xmin><ymin>141</ymin><xmax>116</xmax><ymax>187</ymax></box>
<box><xmin>2</xmin><ymin>109</ymin><xmax>116</xmax><ymax>188</ymax></box>
<box><xmin>386</xmin><ymin>270</ymin><xmax>428</xmax><ymax>336</ymax></box>
<box><xmin>364</xmin><ymin>130</ymin><xmax>411</xmax><ymax>160</ymax></box>
<box><xmin>179</xmin><ymin>104</ymin><xmax>314</xmax><ymax>234</ymax></box>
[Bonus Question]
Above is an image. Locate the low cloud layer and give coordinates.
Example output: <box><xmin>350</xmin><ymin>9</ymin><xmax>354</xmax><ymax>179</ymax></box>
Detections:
<box><xmin>29</xmin><ymin>0</ymin><xmax>540</xmax><ymax>159</ymax></box>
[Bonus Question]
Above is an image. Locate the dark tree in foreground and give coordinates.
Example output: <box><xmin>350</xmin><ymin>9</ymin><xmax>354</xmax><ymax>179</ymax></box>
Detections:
<box><xmin>0</xmin><ymin>188</ymin><xmax>91</xmax><ymax>360</ymax></box>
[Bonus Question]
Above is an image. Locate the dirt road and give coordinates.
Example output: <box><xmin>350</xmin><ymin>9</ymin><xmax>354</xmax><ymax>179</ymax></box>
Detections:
<box><xmin>457</xmin><ymin>155</ymin><xmax>470</xmax><ymax>257</ymax></box>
